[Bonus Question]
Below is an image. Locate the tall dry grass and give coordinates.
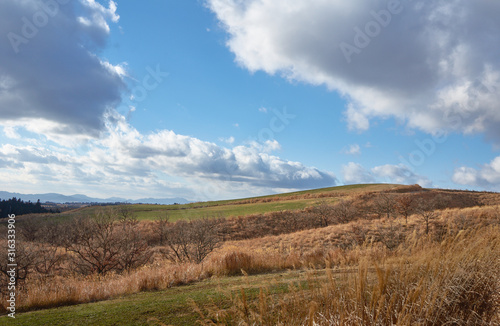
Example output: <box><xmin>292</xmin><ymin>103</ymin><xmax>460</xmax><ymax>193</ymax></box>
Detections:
<box><xmin>4</xmin><ymin>261</ymin><xmax>208</xmax><ymax>313</ymax></box>
<box><xmin>2</xmin><ymin>202</ymin><xmax>499</xmax><ymax>317</ymax></box>
<box><xmin>196</xmin><ymin>226</ymin><xmax>500</xmax><ymax>325</ymax></box>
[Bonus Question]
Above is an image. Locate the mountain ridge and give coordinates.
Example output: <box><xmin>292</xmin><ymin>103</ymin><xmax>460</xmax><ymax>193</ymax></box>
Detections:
<box><xmin>0</xmin><ymin>191</ymin><xmax>189</xmax><ymax>205</ymax></box>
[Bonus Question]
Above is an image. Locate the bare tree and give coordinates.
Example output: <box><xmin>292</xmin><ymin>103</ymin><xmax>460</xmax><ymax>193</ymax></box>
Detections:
<box><xmin>0</xmin><ymin>241</ymin><xmax>37</xmax><ymax>291</ymax></box>
<box><xmin>154</xmin><ymin>214</ymin><xmax>170</xmax><ymax>246</ymax></box>
<box><xmin>189</xmin><ymin>218</ymin><xmax>221</xmax><ymax>264</ymax></box>
<box><xmin>17</xmin><ymin>215</ymin><xmax>42</xmax><ymax>242</ymax></box>
<box><xmin>63</xmin><ymin>210</ymin><xmax>121</xmax><ymax>275</ymax></box>
<box><xmin>373</xmin><ymin>193</ymin><xmax>396</xmax><ymax>220</ymax></box>
<box><xmin>330</xmin><ymin>199</ymin><xmax>357</xmax><ymax>224</ymax></box>
<box><xmin>117</xmin><ymin>205</ymin><xmax>135</xmax><ymax>221</ymax></box>
<box><xmin>162</xmin><ymin>218</ymin><xmax>222</xmax><ymax>264</ymax></box>
<box><xmin>311</xmin><ymin>201</ymin><xmax>333</xmax><ymax>227</ymax></box>
<box><xmin>162</xmin><ymin>220</ymin><xmax>192</xmax><ymax>263</ymax></box>
<box><xmin>63</xmin><ymin>208</ymin><xmax>152</xmax><ymax>275</ymax></box>
<box><xmin>116</xmin><ymin>214</ymin><xmax>152</xmax><ymax>272</ymax></box>
<box><xmin>395</xmin><ymin>195</ymin><xmax>415</xmax><ymax>225</ymax></box>
<box><xmin>416</xmin><ymin>199</ymin><xmax>438</xmax><ymax>235</ymax></box>
<box><xmin>280</xmin><ymin>210</ymin><xmax>303</xmax><ymax>233</ymax></box>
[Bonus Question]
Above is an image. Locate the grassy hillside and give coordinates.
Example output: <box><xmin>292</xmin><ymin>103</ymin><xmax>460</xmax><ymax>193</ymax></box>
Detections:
<box><xmin>2</xmin><ymin>184</ymin><xmax>499</xmax><ymax>325</ymax></box>
<box><xmin>71</xmin><ymin>183</ymin><xmax>400</xmax><ymax>221</ymax></box>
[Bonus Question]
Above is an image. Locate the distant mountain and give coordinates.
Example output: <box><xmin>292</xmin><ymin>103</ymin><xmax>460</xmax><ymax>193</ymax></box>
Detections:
<box><xmin>0</xmin><ymin>191</ymin><xmax>190</xmax><ymax>205</ymax></box>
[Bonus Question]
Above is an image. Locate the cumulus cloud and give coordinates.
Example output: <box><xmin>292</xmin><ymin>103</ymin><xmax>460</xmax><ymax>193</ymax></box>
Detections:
<box><xmin>103</xmin><ymin>114</ymin><xmax>337</xmax><ymax>190</ymax></box>
<box><xmin>342</xmin><ymin>162</ymin><xmax>375</xmax><ymax>184</ymax></box>
<box><xmin>208</xmin><ymin>0</ymin><xmax>500</xmax><ymax>143</ymax></box>
<box><xmin>343</xmin><ymin>144</ymin><xmax>361</xmax><ymax>155</ymax></box>
<box><xmin>0</xmin><ymin>0</ymin><xmax>124</xmax><ymax>141</ymax></box>
<box><xmin>342</xmin><ymin>162</ymin><xmax>432</xmax><ymax>187</ymax></box>
<box><xmin>0</xmin><ymin>113</ymin><xmax>337</xmax><ymax>200</ymax></box>
<box><xmin>452</xmin><ymin>157</ymin><xmax>500</xmax><ymax>189</ymax></box>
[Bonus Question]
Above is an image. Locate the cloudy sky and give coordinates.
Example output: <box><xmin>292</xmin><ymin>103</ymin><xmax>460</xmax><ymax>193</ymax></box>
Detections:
<box><xmin>0</xmin><ymin>0</ymin><xmax>499</xmax><ymax>201</ymax></box>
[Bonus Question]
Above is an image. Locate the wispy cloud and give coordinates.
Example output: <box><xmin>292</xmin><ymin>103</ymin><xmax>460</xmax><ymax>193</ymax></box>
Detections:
<box><xmin>343</xmin><ymin>144</ymin><xmax>361</xmax><ymax>155</ymax></box>
<box><xmin>219</xmin><ymin>136</ymin><xmax>235</xmax><ymax>144</ymax></box>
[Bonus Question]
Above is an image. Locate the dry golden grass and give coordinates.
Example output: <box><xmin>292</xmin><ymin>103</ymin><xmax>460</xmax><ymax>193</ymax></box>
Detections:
<box><xmin>8</xmin><ymin>261</ymin><xmax>208</xmax><ymax>313</ymax></box>
<box><xmin>217</xmin><ymin>204</ymin><xmax>500</xmax><ymax>258</ymax></box>
<box><xmin>197</xmin><ymin>225</ymin><xmax>500</xmax><ymax>326</ymax></box>
<box><xmin>2</xmin><ymin>196</ymin><xmax>499</xmax><ymax>320</ymax></box>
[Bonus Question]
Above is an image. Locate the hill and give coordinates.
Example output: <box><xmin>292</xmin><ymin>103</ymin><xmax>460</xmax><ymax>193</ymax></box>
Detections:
<box><xmin>72</xmin><ymin>183</ymin><xmax>404</xmax><ymax>221</ymax></box>
<box><xmin>1</xmin><ymin>184</ymin><xmax>499</xmax><ymax>325</ymax></box>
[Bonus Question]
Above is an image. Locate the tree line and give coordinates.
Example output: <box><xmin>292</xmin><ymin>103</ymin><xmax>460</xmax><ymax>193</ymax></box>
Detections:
<box><xmin>0</xmin><ymin>197</ymin><xmax>54</xmax><ymax>219</ymax></box>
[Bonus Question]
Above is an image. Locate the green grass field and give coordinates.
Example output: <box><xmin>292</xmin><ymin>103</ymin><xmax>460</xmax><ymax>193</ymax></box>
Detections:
<box><xmin>65</xmin><ymin>183</ymin><xmax>397</xmax><ymax>221</ymax></box>
<box><xmin>2</xmin><ymin>270</ymin><xmax>310</xmax><ymax>326</ymax></box>
<box><xmin>129</xmin><ymin>197</ymin><xmax>329</xmax><ymax>221</ymax></box>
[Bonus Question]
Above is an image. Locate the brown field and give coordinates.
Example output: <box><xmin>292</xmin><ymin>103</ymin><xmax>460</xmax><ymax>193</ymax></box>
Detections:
<box><xmin>1</xmin><ymin>184</ymin><xmax>499</xmax><ymax>325</ymax></box>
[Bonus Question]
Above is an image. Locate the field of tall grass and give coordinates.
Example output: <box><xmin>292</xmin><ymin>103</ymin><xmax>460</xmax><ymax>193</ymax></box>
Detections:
<box><xmin>1</xmin><ymin>185</ymin><xmax>499</xmax><ymax>325</ymax></box>
<box><xmin>196</xmin><ymin>225</ymin><xmax>500</xmax><ymax>325</ymax></box>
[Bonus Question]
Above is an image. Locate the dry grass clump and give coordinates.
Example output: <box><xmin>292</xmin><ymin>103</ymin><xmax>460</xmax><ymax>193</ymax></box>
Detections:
<box><xmin>197</xmin><ymin>226</ymin><xmax>500</xmax><ymax>325</ymax></box>
<box><xmin>8</xmin><ymin>261</ymin><xmax>207</xmax><ymax>313</ymax></box>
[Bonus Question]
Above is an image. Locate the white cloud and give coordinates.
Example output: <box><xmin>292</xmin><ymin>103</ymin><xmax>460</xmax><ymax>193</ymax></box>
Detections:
<box><xmin>342</xmin><ymin>162</ymin><xmax>432</xmax><ymax>187</ymax></box>
<box><xmin>0</xmin><ymin>0</ymin><xmax>124</xmax><ymax>141</ymax></box>
<box><xmin>0</xmin><ymin>112</ymin><xmax>337</xmax><ymax>200</ymax></box>
<box><xmin>452</xmin><ymin>157</ymin><xmax>500</xmax><ymax>189</ymax></box>
<box><xmin>3</xmin><ymin>126</ymin><xmax>20</xmax><ymax>139</ymax></box>
<box><xmin>219</xmin><ymin>136</ymin><xmax>235</xmax><ymax>144</ymax></box>
<box><xmin>343</xmin><ymin>144</ymin><xmax>361</xmax><ymax>155</ymax></box>
<box><xmin>208</xmin><ymin>0</ymin><xmax>500</xmax><ymax>144</ymax></box>
<box><xmin>371</xmin><ymin>164</ymin><xmax>432</xmax><ymax>187</ymax></box>
<box><xmin>258</xmin><ymin>107</ymin><xmax>268</xmax><ymax>113</ymax></box>
<box><xmin>342</xmin><ymin>162</ymin><xmax>375</xmax><ymax>184</ymax></box>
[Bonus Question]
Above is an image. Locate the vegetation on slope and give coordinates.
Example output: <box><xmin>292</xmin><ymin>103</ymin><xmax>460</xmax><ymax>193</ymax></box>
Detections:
<box><xmin>0</xmin><ymin>184</ymin><xmax>499</xmax><ymax>325</ymax></box>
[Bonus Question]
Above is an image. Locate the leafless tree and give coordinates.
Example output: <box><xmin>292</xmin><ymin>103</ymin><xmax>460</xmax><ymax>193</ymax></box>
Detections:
<box><xmin>154</xmin><ymin>214</ymin><xmax>170</xmax><ymax>246</ymax></box>
<box><xmin>63</xmin><ymin>210</ymin><xmax>121</xmax><ymax>275</ymax></box>
<box><xmin>63</xmin><ymin>208</ymin><xmax>152</xmax><ymax>275</ymax></box>
<box><xmin>330</xmin><ymin>199</ymin><xmax>357</xmax><ymax>224</ymax></box>
<box><xmin>279</xmin><ymin>210</ymin><xmax>304</xmax><ymax>233</ymax></box>
<box><xmin>33</xmin><ymin>243</ymin><xmax>66</xmax><ymax>276</ymax></box>
<box><xmin>311</xmin><ymin>201</ymin><xmax>333</xmax><ymax>227</ymax></box>
<box><xmin>189</xmin><ymin>218</ymin><xmax>221</xmax><ymax>263</ymax></box>
<box><xmin>395</xmin><ymin>195</ymin><xmax>416</xmax><ymax>225</ymax></box>
<box><xmin>0</xmin><ymin>241</ymin><xmax>37</xmax><ymax>291</ymax></box>
<box><xmin>162</xmin><ymin>218</ymin><xmax>222</xmax><ymax>264</ymax></box>
<box><xmin>162</xmin><ymin>220</ymin><xmax>191</xmax><ymax>262</ymax></box>
<box><xmin>373</xmin><ymin>193</ymin><xmax>397</xmax><ymax>220</ymax></box>
<box><xmin>116</xmin><ymin>214</ymin><xmax>152</xmax><ymax>272</ymax></box>
<box><xmin>416</xmin><ymin>198</ymin><xmax>438</xmax><ymax>235</ymax></box>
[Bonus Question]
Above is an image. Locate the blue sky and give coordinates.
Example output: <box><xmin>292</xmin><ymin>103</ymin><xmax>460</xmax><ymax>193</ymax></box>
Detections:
<box><xmin>1</xmin><ymin>0</ymin><xmax>500</xmax><ymax>201</ymax></box>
